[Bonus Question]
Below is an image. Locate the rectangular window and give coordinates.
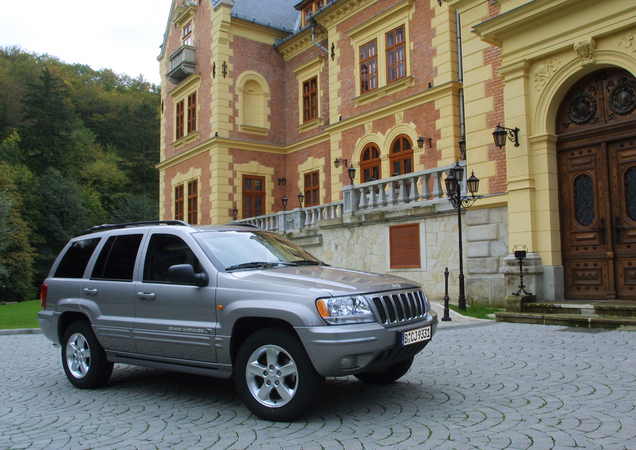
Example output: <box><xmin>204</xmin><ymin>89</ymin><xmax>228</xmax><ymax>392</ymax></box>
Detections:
<box><xmin>175</xmin><ymin>184</ymin><xmax>184</xmax><ymax>221</ymax></box>
<box><xmin>386</xmin><ymin>26</ymin><xmax>406</xmax><ymax>83</ymax></box>
<box><xmin>183</xmin><ymin>21</ymin><xmax>192</xmax><ymax>46</ymax></box>
<box><xmin>54</xmin><ymin>238</ymin><xmax>101</xmax><ymax>279</ymax></box>
<box><xmin>187</xmin><ymin>180</ymin><xmax>198</xmax><ymax>225</ymax></box>
<box><xmin>360</xmin><ymin>39</ymin><xmax>377</xmax><ymax>93</ymax></box>
<box><xmin>303</xmin><ymin>77</ymin><xmax>318</xmax><ymax>122</ymax></box>
<box><xmin>187</xmin><ymin>92</ymin><xmax>197</xmax><ymax>134</ymax></box>
<box><xmin>243</xmin><ymin>175</ymin><xmax>265</xmax><ymax>218</ymax></box>
<box><xmin>389</xmin><ymin>224</ymin><xmax>420</xmax><ymax>269</ymax></box>
<box><xmin>175</xmin><ymin>100</ymin><xmax>185</xmax><ymax>139</ymax></box>
<box><xmin>304</xmin><ymin>171</ymin><xmax>320</xmax><ymax>207</ymax></box>
<box><xmin>91</xmin><ymin>234</ymin><xmax>144</xmax><ymax>281</ymax></box>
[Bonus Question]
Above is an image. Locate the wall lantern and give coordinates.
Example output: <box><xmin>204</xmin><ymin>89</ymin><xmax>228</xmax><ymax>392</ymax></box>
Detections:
<box><xmin>298</xmin><ymin>191</ymin><xmax>304</xmax><ymax>208</ymax></box>
<box><xmin>417</xmin><ymin>136</ymin><xmax>433</xmax><ymax>149</ymax></box>
<box><xmin>492</xmin><ymin>124</ymin><xmax>519</xmax><ymax>148</ymax></box>
<box><xmin>348</xmin><ymin>165</ymin><xmax>357</xmax><ymax>185</ymax></box>
<box><xmin>282</xmin><ymin>196</ymin><xmax>288</xmax><ymax>211</ymax></box>
<box><xmin>278</xmin><ymin>177</ymin><xmax>287</xmax><ymax>186</ymax></box>
<box><xmin>232</xmin><ymin>206</ymin><xmax>238</xmax><ymax>221</ymax></box>
<box><xmin>334</xmin><ymin>157</ymin><xmax>348</xmax><ymax>168</ymax></box>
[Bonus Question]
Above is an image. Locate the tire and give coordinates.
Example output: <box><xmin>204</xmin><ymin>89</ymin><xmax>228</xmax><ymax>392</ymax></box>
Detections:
<box><xmin>61</xmin><ymin>321</ymin><xmax>113</xmax><ymax>389</ymax></box>
<box><xmin>354</xmin><ymin>356</ymin><xmax>414</xmax><ymax>385</ymax></box>
<box><xmin>234</xmin><ymin>328</ymin><xmax>324</xmax><ymax>422</ymax></box>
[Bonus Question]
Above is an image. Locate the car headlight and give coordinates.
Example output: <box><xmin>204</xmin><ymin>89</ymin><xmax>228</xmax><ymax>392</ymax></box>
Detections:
<box><xmin>316</xmin><ymin>295</ymin><xmax>376</xmax><ymax>325</ymax></box>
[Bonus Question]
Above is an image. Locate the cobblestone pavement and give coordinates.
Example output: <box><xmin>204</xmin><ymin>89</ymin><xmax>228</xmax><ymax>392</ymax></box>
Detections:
<box><xmin>1</xmin><ymin>322</ymin><xmax>635</xmax><ymax>450</ymax></box>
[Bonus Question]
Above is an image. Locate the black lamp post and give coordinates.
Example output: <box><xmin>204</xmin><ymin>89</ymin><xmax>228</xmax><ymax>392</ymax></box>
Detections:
<box><xmin>445</xmin><ymin>161</ymin><xmax>480</xmax><ymax>311</ymax></box>
<box><xmin>298</xmin><ymin>191</ymin><xmax>304</xmax><ymax>208</ymax></box>
<box><xmin>232</xmin><ymin>206</ymin><xmax>238</xmax><ymax>221</ymax></box>
<box><xmin>282</xmin><ymin>196</ymin><xmax>288</xmax><ymax>211</ymax></box>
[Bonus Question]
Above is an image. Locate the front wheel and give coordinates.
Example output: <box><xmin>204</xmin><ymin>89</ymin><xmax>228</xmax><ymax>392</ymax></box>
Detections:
<box><xmin>354</xmin><ymin>356</ymin><xmax>414</xmax><ymax>385</ymax></box>
<box><xmin>234</xmin><ymin>328</ymin><xmax>324</xmax><ymax>421</ymax></box>
<box><xmin>61</xmin><ymin>321</ymin><xmax>113</xmax><ymax>389</ymax></box>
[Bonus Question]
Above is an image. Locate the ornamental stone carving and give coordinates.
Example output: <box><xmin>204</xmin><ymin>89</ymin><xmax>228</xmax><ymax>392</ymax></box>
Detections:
<box><xmin>533</xmin><ymin>59</ymin><xmax>560</xmax><ymax>91</ymax></box>
<box><xmin>574</xmin><ymin>38</ymin><xmax>596</xmax><ymax>66</ymax></box>
<box><xmin>618</xmin><ymin>31</ymin><xmax>636</xmax><ymax>53</ymax></box>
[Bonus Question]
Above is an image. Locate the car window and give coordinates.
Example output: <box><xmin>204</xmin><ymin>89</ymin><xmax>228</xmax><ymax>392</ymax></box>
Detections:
<box><xmin>91</xmin><ymin>234</ymin><xmax>143</xmax><ymax>282</ymax></box>
<box><xmin>54</xmin><ymin>238</ymin><xmax>102</xmax><ymax>278</ymax></box>
<box><xmin>143</xmin><ymin>234</ymin><xmax>200</xmax><ymax>283</ymax></box>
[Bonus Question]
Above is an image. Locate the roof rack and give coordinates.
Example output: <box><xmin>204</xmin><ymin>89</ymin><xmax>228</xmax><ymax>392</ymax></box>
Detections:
<box><xmin>81</xmin><ymin>220</ymin><xmax>191</xmax><ymax>235</ymax></box>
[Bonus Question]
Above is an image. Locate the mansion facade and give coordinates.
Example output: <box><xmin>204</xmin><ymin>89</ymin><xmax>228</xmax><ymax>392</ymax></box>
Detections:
<box><xmin>158</xmin><ymin>0</ymin><xmax>636</xmax><ymax>304</ymax></box>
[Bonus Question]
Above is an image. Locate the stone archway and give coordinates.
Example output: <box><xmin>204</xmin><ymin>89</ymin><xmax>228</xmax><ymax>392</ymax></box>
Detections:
<box><xmin>556</xmin><ymin>68</ymin><xmax>636</xmax><ymax>300</ymax></box>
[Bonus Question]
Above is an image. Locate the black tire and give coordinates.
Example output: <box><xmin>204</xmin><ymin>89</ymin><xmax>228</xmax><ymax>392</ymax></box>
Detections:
<box><xmin>354</xmin><ymin>356</ymin><xmax>414</xmax><ymax>385</ymax></box>
<box><xmin>234</xmin><ymin>328</ymin><xmax>324</xmax><ymax>422</ymax></box>
<box><xmin>61</xmin><ymin>321</ymin><xmax>113</xmax><ymax>389</ymax></box>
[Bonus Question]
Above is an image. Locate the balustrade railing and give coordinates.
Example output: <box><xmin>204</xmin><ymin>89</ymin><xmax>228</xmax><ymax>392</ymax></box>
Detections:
<box><xmin>236</xmin><ymin>162</ymin><xmax>466</xmax><ymax>231</ymax></box>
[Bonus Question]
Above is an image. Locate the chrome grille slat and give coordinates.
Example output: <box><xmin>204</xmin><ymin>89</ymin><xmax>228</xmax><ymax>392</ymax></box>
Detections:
<box><xmin>370</xmin><ymin>290</ymin><xmax>427</xmax><ymax>325</ymax></box>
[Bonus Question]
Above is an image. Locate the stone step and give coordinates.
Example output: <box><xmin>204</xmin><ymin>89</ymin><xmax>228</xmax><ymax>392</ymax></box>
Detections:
<box><xmin>525</xmin><ymin>302</ymin><xmax>636</xmax><ymax>318</ymax></box>
<box><xmin>495</xmin><ymin>311</ymin><xmax>636</xmax><ymax>330</ymax></box>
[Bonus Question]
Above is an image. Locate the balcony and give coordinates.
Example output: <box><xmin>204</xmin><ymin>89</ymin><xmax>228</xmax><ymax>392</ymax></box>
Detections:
<box><xmin>167</xmin><ymin>45</ymin><xmax>196</xmax><ymax>84</ymax></box>
<box><xmin>237</xmin><ymin>162</ymin><xmax>464</xmax><ymax>233</ymax></box>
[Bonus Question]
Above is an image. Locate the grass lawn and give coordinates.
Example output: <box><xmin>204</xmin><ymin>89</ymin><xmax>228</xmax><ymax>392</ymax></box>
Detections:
<box><xmin>448</xmin><ymin>304</ymin><xmax>504</xmax><ymax>320</ymax></box>
<box><xmin>0</xmin><ymin>300</ymin><xmax>41</xmax><ymax>330</ymax></box>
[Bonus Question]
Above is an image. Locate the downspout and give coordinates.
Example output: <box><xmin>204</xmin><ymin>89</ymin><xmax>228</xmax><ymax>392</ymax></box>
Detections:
<box><xmin>310</xmin><ymin>19</ymin><xmax>329</xmax><ymax>54</ymax></box>
<box><xmin>456</xmin><ymin>9</ymin><xmax>466</xmax><ymax>159</ymax></box>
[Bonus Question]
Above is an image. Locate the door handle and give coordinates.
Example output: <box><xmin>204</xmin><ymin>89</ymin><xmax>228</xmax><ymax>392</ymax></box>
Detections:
<box><xmin>83</xmin><ymin>288</ymin><xmax>98</xmax><ymax>296</ymax></box>
<box><xmin>136</xmin><ymin>292</ymin><xmax>156</xmax><ymax>300</ymax></box>
<box><xmin>615</xmin><ymin>216</ymin><xmax>626</xmax><ymax>245</ymax></box>
<box><xmin>592</xmin><ymin>218</ymin><xmax>606</xmax><ymax>245</ymax></box>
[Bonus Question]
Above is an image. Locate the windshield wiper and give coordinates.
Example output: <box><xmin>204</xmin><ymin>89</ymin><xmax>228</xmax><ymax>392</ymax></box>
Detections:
<box><xmin>225</xmin><ymin>261</ymin><xmax>289</xmax><ymax>271</ymax></box>
<box><xmin>290</xmin><ymin>259</ymin><xmax>324</xmax><ymax>266</ymax></box>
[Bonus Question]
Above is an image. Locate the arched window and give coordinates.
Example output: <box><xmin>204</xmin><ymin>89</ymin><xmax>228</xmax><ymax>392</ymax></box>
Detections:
<box><xmin>389</xmin><ymin>135</ymin><xmax>413</xmax><ymax>176</ymax></box>
<box><xmin>360</xmin><ymin>144</ymin><xmax>381</xmax><ymax>183</ymax></box>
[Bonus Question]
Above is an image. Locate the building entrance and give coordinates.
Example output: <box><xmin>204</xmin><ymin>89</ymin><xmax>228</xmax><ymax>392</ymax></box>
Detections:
<box><xmin>557</xmin><ymin>69</ymin><xmax>636</xmax><ymax>300</ymax></box>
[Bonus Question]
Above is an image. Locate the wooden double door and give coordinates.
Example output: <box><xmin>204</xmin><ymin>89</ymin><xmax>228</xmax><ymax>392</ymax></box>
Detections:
<box><xmin>559</xmin><ymin>138</ymin><xmax>636</xmax><ymax>300</ymax></box>
<box><xmin>557</xmin><ymin>69</ymin><xmax>636</xmax><ymax>300</ymax></box>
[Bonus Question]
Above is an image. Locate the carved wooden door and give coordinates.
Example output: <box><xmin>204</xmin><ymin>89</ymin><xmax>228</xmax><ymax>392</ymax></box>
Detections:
<box><xmin>559</xmin><ymin>139</ymin><xmax>636</xmax><ymax>299</ymax></box>
<box><xmin>557</xmin><ymin>69</ymin><xmax>636</xmax><ymax>300</ymax></box>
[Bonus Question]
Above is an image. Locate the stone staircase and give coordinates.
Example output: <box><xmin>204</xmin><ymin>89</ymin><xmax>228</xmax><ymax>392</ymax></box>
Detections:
<box><xmin>495</xmin><ymin>296</ymin><xmax>636</xmax><ymax>330</ymax></box>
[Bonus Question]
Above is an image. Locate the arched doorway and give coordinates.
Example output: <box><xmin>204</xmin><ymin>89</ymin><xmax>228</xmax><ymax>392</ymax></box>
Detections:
<box><xmin>557</xmin><ymin>68</ymin><xmax>636</xmax><ymax>300</ymax></box>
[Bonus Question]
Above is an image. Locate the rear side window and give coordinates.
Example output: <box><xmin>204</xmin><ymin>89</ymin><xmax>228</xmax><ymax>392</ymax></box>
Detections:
<box><xmin>54</xmin><ymin>238</ymin><xmax>102</xmax><ymax>278</ymax></box>
<box><xmin>91</xmin><ymin>234</ymin><xmax>143</xmax><ymax>282</ymax></box>
<box><xmin>143</xmin><ymin>234</ymin><xmax>200</xmax><ymax>283</ymax></box>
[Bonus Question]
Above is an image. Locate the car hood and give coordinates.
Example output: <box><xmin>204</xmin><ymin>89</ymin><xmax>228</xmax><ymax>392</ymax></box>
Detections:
<box><xmin>228</xmin><ymin>265</ymin><xmax>420</xmax><ymax>296</ymax></box>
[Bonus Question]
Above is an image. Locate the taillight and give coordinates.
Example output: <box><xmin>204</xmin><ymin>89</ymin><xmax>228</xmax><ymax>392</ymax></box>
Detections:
<box><xmin>40</xmin><ymin>284</ymin><xmax>48</xmax><ymax>309</ymax></box>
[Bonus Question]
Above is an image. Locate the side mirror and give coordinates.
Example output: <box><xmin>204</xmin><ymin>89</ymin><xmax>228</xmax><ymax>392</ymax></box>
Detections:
<box><xmin>166</xmin><ymin>264</ymin><xmax>209</xmax><ymax>287</ymax></box>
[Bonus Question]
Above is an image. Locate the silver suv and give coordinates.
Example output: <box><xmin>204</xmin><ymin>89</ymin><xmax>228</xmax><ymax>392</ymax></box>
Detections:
<box><xmin>38</xmin><ymin>221</ymin><xmax>437</xmax><ymax>421</ymax></box>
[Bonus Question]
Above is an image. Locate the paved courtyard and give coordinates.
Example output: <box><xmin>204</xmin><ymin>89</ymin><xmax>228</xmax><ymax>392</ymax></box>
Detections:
<box><xmin>1</xmin><ymin>322</ymin><xmax>635</xmax><ymax>450</ymax></box>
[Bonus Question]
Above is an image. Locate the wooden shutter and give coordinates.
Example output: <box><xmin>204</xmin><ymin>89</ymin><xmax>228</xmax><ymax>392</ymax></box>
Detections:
<box><xmin>390</xmin><ymin>224</ymin><xmax>420</xmax><ymax>268</ymax></box>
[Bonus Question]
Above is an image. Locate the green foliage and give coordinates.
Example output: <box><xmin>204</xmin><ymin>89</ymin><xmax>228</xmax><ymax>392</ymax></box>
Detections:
<box><xmin>0</xmin><ymin>46</ymin><xmax>161</xmax><ymax>298</ymax></box>
<box><xmin>0</xmin><ymin>300</ymin><xmax>40</xmax><ymax>329</ymax></box>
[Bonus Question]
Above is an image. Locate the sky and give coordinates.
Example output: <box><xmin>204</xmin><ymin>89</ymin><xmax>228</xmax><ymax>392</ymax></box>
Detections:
<box><xmin>0</xmin><ymin>0</ymin><xmax>174</xmax><ymax>85</ymax></box>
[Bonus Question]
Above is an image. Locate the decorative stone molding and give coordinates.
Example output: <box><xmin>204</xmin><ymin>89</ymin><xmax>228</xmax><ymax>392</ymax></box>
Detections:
<box><xmin>618</xmin><ymin>31</ymin><xmax>636</xmax><ymax>53</ymax></box>
<box><xmin>395</xmin><ymin>112</ymin><xmax>404</xmax><ymax>125</ymax></box>
<box><xmin>533</xmin><ymin>59</ymin><xmax>560</xmax><ymax>91</ymax></box>
<box><xmin>574</xmin><ymin>38</ymin><xmax>597</xmax><ymax>66</ymax></box>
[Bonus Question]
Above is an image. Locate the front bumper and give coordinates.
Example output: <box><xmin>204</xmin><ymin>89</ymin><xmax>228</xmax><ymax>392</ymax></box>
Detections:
<box><xmin>295</xmin><ymin>310</ymin><xmax>438</xmax><ymax>377</ymax></box>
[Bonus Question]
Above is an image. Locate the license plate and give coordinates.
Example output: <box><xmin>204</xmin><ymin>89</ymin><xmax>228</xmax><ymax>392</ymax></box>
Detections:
<box><xmin>400</xmin><ymin>325</ymin><xmax>431</xmax><ymax>346</ymax></box>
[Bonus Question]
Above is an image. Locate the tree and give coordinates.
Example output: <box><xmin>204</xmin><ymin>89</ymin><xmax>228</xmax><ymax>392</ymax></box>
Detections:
<box><xmin>110</xmin><ymin>193</ymin><xmax>159</xmax><ymax>223</ymax></box>
<box><xmin>20</xmin><ymin>66</ymin><xmax>74</xmax><ymax>174</ymax></box>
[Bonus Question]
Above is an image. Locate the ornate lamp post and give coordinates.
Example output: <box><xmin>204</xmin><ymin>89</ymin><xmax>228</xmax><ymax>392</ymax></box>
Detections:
<box><xmin>445</xmin><ymin>161</ymin><xmax>480</xmax><ymax>311</ymax></box>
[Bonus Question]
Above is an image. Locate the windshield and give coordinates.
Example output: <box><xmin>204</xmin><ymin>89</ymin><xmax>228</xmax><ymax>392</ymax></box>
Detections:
<box><xmin>194</xmin><ymin>230</ymin><xmax>322</xmax><ymax>271</ymax></box>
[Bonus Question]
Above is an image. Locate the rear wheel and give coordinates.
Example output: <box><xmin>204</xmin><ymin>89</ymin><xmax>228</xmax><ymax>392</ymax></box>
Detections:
<box><xmin>234</xmin><ymin>328</ymin><xmax>324</xmax><ymax>421</ymax></box>
<box><xmin>354</xmin><ymin>356</ymin><xmax>414</xmax><ymax>385</ymax></box>
<box><xmin>61</xmin><ymin>321</ymin><xmax>113</xmax><ymax>389</ymax></box>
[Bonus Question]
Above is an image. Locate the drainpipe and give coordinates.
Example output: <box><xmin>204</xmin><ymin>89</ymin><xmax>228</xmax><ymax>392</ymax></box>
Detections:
<box><xmin>456</xmin><ymin>9</ymin><xmax>466</xmax><ymax>157</ymax></box>
<box><xmin>310</xmin><ymin>19</ymin><xmax>329</xmax><ymax>54</ymax></box>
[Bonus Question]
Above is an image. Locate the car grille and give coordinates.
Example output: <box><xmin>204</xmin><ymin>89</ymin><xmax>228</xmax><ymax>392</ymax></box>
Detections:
<box><xmin>370</xmin><ymin>290</ymin><xmax>428</xmax><ymax>326</ymax></box>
